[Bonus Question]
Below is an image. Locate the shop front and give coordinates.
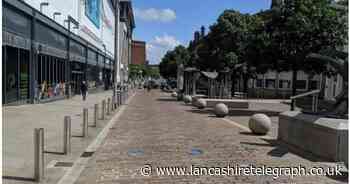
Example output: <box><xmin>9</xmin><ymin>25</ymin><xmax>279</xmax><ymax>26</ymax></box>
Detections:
<box><xmin>86</xmin><ymin>49</ymin><xmax>99</xmax><ymax>91</ymax></box>
<box><xmin>70</xmin><ymin>40</ymin><xmax>87</xmax><ymax>95</ymax></box>
<box><xmin>2</xmin><ymin>6</ymin><xmax>31</xmax><ymax>104</ymax></box>
<box><xmin>2</xmin><ymin>0</ymin><xmax>115</xmax><ymax>104</ymax></box>
<box><xmin>35</xmin><ymin>22</ymin><xmax>68</xmax><ymax>101</ymax></box>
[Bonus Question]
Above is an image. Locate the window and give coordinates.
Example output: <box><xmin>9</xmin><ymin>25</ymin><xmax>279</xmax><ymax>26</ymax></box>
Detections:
<box><xmin>266</xmin><ymin>79</ymin><xmax>276</xmax><ymax>89</ymax></box>
<box><xmin>279</xmin><ymin>80</ymin><xmax>291</xmax><ymax>89</ymax></box>
<box><xmin>256</xmin><ymin>79</ymin><xmax>263</xmax><ymax>88</ymax></box>
<box><xmin>296</xmin><ymin>80</ymin><xmax>307</xmax><ymax>89</ymax></box>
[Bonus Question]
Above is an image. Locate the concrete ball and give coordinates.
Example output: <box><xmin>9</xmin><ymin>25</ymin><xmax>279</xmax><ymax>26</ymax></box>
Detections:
<box><xmin>183</xmin><ymin>95</ymin><xmax>192</xmax><ymax>104</ymax></box>
<box><xmin>214</xmin><ymin>103</ymin><xmax>229</xmax><ymax>117</ymax></box>
<box><xmin>196</xmin><ymin>99</ymin><xmax>207</xmax><ymax>109</ymax></box>
<box><xmin>171</xmin><ymin>92</ymin><xmax>178</xmax><ymax>97</ymax></box>
<box><xmin>249</xmin><ymin>113</ymin><xmax>272</xmax><ymax>135</ymax></box>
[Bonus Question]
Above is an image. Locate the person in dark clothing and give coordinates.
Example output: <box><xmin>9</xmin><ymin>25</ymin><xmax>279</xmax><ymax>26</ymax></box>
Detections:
<box><xmin>80</xmin><ymin>81</ymin><xmax>88</xmax><ymax>101</ymax></box>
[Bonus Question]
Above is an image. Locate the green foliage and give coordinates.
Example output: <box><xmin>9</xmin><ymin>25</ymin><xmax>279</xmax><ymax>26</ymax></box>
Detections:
<box><xmin>129</xmin><ymin>64</ymin><xmax>159</xmax><ymax>80</ymax></box>
<box><xmin>160</xmin><ymin>0</ymin><xmax>348</xmax><ymax>90</ymax></box>
<box><xmin>159</xmin><ymin>45</ymin><xmax>190</xmax><ymax>79</ymax></box>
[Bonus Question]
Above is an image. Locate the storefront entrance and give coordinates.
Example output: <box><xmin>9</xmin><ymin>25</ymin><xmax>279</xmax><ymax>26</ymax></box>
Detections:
<box><xmin>2</xmin><ymin>46</ymin><xmax>30</xmax><ymax>104</ymax></box>
<box><xmin>70</xmin><ymin>62</ymin><xmax>85</xmax><ymax>95</ymax></box>
<box><xmin>71</xmin><ymin>72</ymin><xmax>84</xmax><ymax>95</ymax></box>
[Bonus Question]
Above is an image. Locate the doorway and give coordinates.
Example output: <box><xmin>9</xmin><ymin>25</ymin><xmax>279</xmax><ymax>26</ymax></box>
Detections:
<box><xmin>71</xmin><ymin>72</ymin><xmax>83</xmax><ymax>95</ymax></box>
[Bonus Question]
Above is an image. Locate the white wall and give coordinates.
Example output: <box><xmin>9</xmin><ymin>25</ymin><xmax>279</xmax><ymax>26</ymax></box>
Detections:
<box><xmin>24</xmin><ymin>0</ymin><xmax>115</xmax><ymax>57</ymax></box>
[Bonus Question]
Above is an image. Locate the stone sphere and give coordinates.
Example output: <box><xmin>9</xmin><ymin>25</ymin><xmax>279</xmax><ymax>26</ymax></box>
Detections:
<box><xmin>214</xmin><ymin>103</ymin><xmax>229</xmax><ymax>117</ymax></box>
<box><xmin>183</xmin><ymin>95</ymin><xmax>192</xmax><ymax>104</ymax></box>
<box><xmin>249</xmin><ymin>114</ymin><xmax>271</xmax><ymax>135</ymax></box>
<box><xmin>196</xmin><ymin>99</ymin><xmax>207</xmax><ymax>109</ymax></box>
<box><xmin>171</xmin><ymin>92</ymin><xmax>178</xmax><ymax>97</ymax></box>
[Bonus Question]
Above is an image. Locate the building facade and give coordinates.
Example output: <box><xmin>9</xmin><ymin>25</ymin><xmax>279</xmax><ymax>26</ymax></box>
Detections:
<box><xmin>246</xmin><ymin>70</ymin><xmax>343</xmax><ymax>101</ymax></box>
<box><xmin>131</xmin><ymin>40</ymin><xmax>146</xmax><ymax>65</ymax></box>
<box><xmin>2</xmin><ymin>0</ymin><xmax>134</xmax><ymax>105</ymax></box>
<box><xmin>118</xmin><ymin>0</ymin><xmax>135</xmax><ymax>84</ymax></box>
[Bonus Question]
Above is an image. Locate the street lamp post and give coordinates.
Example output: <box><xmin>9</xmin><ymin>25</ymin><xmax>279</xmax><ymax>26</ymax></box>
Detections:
<box><xmin>40</xmin><ymin>2</ymin><xmax>49</xmax><ymax>13</ymax></box>
<box><xmin>53</xmin><ymin>12</ymin><xmax>61</xmax><ymax>21</ymax></box>
<box><xmin>64</xmin><ymin>16</ymin><xmax>79</xmax><ymax>98</ymax></box>
<box><xmin>102</xmin><ymin>44</ymin><xmax>107</xmax><ymax>90</ymax></box>
<box><xmin>113</xmin><ymin>0</ymin><xmax>120</xmax><ymax>108</ymax></box>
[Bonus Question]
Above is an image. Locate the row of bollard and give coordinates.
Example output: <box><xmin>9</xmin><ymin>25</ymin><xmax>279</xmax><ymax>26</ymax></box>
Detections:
<box><xmin>33</xmin><ymin>89</ymin><xmax>130</xmax><ymax>182</ymax></box>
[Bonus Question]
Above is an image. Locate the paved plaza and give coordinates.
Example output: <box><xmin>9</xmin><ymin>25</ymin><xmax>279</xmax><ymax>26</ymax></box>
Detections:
<box><xmin>72</xmin><ymin>90</ymin><xmax>347</xmax><ymax>184</ymax></box>
<box><xmin>3</xmin><ymin>90</ymin><xmax>123</xmax><ymax>184</ymax></box>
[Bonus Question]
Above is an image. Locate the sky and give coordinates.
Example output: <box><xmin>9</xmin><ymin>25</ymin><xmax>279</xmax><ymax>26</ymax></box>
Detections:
<box><xmin>132</xmin><ymin>0</ymin><xmax>272</xmax><ymax>65</ymax></box>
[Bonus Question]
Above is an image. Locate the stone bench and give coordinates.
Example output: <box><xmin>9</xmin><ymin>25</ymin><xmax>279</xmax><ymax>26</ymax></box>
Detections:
<box><xmin>278</xmin><ymin>111</ymin><xmax>348</xmax><ymax>164</ymax></box>
<box><xmin>203</xmin><ymin>99</ymin><xmax>249</xmax><ymax>109</ymax></box>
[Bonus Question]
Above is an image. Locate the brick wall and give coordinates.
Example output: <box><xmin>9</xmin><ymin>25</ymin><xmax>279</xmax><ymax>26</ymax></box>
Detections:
<box><xmin>131</xmin><ymin>40</ymin><xmax>146</xmax><ymax>65</ymax></box>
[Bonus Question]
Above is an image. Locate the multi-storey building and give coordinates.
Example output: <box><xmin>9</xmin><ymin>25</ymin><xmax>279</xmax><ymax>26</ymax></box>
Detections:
<box><xmin>131</xmin><ymin>40</ymin><xmax>147</xmax><ymax>66</ymax></box>
<box><xmin>2</xmin><ymin>0</ymin><xmax>135</xmax><ymax>104</ymax></box>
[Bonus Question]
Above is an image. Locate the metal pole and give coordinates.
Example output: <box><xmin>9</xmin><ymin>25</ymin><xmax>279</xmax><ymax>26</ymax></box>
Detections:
<box><xmin>291</xmin><ymin>99</ymin><xmax>295</xmax><ymax>111</ymax></box>
<box><xmin>102</xmin><ymin>100</ymin><xmax>106</xmax><ymax>120</ymax></box>
<box><xmin>63</xmin><ymin>116</ymin><xmax>71</xmax><ymax>154</ymax></box>
<box><xmin>315</xmin><ymin>94</ymin><xmax>319</xmax><ymax>113</ymax></box>
<box><xmin>113</xmin><ymin>0</ymin><xmax>120</xmax><ymax>109</ymax></box>
<box><xmin>117</xmin><ymin>90</ymin><xmax>121</xmax><ymax>106</ymax></box>
<box><xmin>93</xmin><ymin>104</ymin><xmax>98</xmax><ymax>127</ymax></box>
<box><xmin>312</xmin><ymin>95</ymin><xmax>315</xmax><ymax>112</ymax></box>
<box><xmin>34</xmin><ymin>128</ymin><xmax>44</xmax><ymax>181</ymax></box>
<box><xmin>107</xmin><ymin>98</ymin><xmax>111</xmax><ymax>115</ymax></box>
<box><xmin>83</xmin><ymin>108</ymin><xmax>88</xmax><ymax>137</ymax></box>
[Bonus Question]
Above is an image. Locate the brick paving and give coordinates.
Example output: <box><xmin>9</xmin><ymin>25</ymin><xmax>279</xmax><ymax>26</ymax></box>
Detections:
<box><xmin>76</xmin><ymin>90</ymin><xmax>347</xmax><ymax>184</ymax></box>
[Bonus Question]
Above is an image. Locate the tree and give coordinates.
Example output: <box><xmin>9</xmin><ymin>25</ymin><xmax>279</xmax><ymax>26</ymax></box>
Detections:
<box><xmin>159</xmin><ymin>45</ymin><xmax>190</xmax><ymax>79</ymax></box>
<box><xmin>128</xmin><ymin>64</ymin><xmax>145</xmax><ymax>80</ymax></box>
<box><xmin>268</xmin><ymin>0</ymin><xmax>347</xmax><ymax>96</ymax></box>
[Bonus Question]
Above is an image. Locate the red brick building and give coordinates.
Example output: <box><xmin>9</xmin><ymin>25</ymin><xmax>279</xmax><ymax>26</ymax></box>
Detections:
<box><xmin>131</xmin><ymin>40</ymin><xmax>147</xmax><ymax>65</ymax></box>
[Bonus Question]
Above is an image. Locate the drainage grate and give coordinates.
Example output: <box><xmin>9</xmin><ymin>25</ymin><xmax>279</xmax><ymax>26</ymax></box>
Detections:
<box><xmin>190</xmin><ymin>148</ymin><xmax>203</xmax><ymax>156</ymax></box>
<box><xmin>54</xmin><ymin>162</ymin><xmax>74</xmax><ymax>167</ymax></box>
<box><xmin>127</xmin><ymin>149</ymin><xmax>144</xmax><ymax>156</ymax></box>
<box><xmin>81</xmin><ymin>151</ymin><xmax>95</xmax><ymax>158</ymax></box>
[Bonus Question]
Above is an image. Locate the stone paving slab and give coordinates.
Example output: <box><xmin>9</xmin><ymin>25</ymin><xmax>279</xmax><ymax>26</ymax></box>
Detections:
<box><xmin>3</xmin><ymin>90</ymin><xmax>122</xmax><ymax>184</ymax></box>
<box><xmin>75</xmin><ymin>90</ymin><xmax>348</xmax><ymax>184</ymax></box>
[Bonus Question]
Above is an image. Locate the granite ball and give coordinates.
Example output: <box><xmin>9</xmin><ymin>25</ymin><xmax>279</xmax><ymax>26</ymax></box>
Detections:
<box><xmin>214</xmin><ymin>103</ymin><xmax>229</xmax><ymax>117</ymax></box>
<box><xmin>249</xmin><ymin>113</ymin><xmax>271</xmax><ymax>135</ymax></box>
<box><xmin>171</xmin><ymin>92</ymin><xmax>178</xmax><ymax>97</ymax></box>
<box><xmin>183</xmin><ymin>95</ymin><xmax>192</xmax><ymax>104</ymax></box>
<box><xmin>196</xmin><ymin>99</ymin><xmax>207</xmax><ymax>109</ymax></box>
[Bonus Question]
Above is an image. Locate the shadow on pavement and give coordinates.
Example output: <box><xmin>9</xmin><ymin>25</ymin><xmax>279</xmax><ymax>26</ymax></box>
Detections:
<box><xmin>229</xmin><ymin>109</ymin><xmax>280</xmax><ymax>116</ymax></box>
<box><xmin>186</xmin><ymin>109</ymin><xmax>212</xmax><ymax>114</ymax></box>
<box><xmin>3</xmin><ymin>176</ymin><xmax>36</xmax><ymax>182</ymax></box>
<box><xmin>239</xmin><ymin>132</ymin><xmax>266</xmax><ymax>136</ymax></box>
<box><xmin>156</xmin><ymin>98</ymin><xmax>178</xmax><ymax>102</ymax></box>
<box><xmin>186</xmin><ymin>108</ymin><xmax>280</xmax><ymax>117</ymax></box>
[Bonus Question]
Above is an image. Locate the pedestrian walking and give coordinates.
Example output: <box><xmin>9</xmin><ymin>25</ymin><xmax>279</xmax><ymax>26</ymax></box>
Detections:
<box><xmin>81</xmin><ymin>81</ymin><xmax>88</xmax><ymax>101</ymax></box>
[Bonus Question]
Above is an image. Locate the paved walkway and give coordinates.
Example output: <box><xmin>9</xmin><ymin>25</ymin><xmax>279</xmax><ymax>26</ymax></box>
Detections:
<box><xmin>75</xmin><ymin>90</ymin><xmax>347</xmax><ymax>184</ymax></box>
<box><xmin>3</xmin><ymin>90</ymin><xmax>121</xmax><ymax>184</ymax></box>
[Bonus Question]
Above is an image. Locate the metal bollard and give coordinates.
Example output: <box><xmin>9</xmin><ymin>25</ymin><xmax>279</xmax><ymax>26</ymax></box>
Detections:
<box><xmin>82</xmin><ymin>108</ymin><xmax>88</xmax><ymax>137</ymax></box>
<box><xmin>111</xmin><ymin>96</ymin><xmax>115</xmax><ymax>111</ymax></box>
<box><xmin>93</xmin><ymin>104</ymin><xmax>98</xmax><ymax>127</ymax></box>
<box><xmin>121</xmin><ymin>89</ymin><xmax>125</xmax><ymax>105</ymax></box>
<box><xmin>34</xmin><ymin>128</ymin><xmax>44</xmax><ymax>182</ymax></box>
<box><xmin>102</xmin><ymin>100</ymin><xmax>106</xmax><ymax>120</ymax></box>
<box><xmin>107</xmin><ymin>98</ymin><xmax>111</xmax><ymax>115</ymax></box>
<box><xmin>63</xmin><ymin>116</ymin><xmax>71</xmax><ymax>154</ymax></box>
<box><xmin>117</xmin><ymin>92</ymin><xmax>121</xmax><ymax>106</ymax></box>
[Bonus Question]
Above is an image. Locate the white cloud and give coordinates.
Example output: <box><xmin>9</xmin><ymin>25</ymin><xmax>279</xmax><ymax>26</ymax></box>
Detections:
<box><xmin>135</xmin><ymin>8</ymin><xmax>176</xmax><ymax>23</ymax></box>
<box><xmin>147</xmin><ymin>34</ymin><xmax>181</xmax><ymax>64</ymax></box>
